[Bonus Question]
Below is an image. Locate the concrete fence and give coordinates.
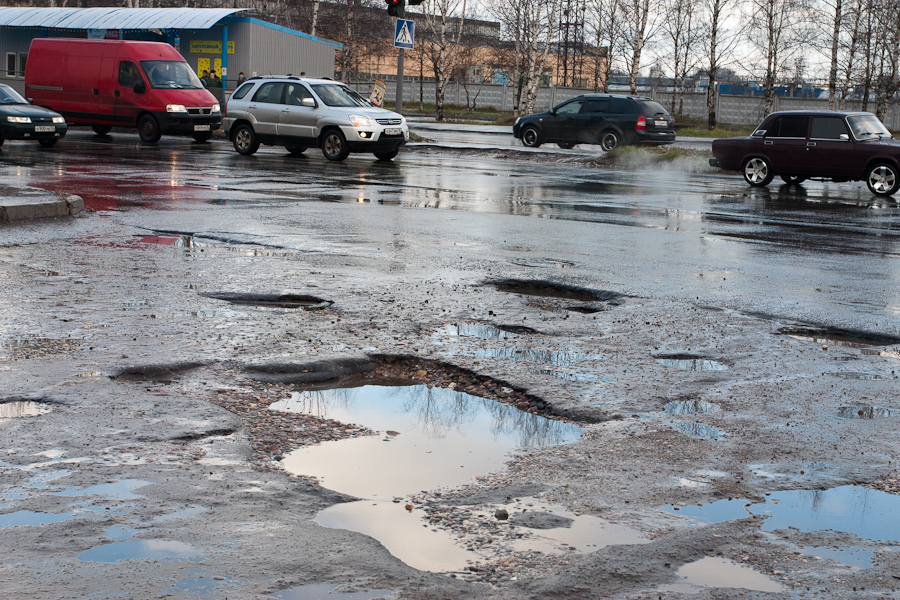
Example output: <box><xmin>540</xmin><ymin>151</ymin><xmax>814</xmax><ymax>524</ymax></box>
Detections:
<box><xmin>350</xmin><ymin>78</ymin><xmax>900</xmax><ymax>130</ymax></box>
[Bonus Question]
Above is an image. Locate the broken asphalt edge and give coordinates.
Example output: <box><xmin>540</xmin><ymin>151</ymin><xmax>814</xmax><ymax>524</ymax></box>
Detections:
<box><xmin>0</xmin><ymin>193</ymin><xmax>84</xmax><ymax>223</ymax></box>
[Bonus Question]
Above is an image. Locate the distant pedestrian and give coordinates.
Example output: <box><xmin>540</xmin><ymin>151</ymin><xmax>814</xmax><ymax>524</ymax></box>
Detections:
<box><xmin>300</xmin><ymin>71</ymin><xmax>306</xmax><ymax>77</ymax></box>
<box><xmin>236</xmin><ymin>71</ymin><xmax>247</xmax><ymax>87</ymax></box>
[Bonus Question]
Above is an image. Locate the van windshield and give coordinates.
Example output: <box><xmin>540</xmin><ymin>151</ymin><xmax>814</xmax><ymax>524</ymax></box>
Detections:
<box><xmin>141</xmin><ymin>60</ymin><xmax>203</xmax><ymax>89</ymax></box>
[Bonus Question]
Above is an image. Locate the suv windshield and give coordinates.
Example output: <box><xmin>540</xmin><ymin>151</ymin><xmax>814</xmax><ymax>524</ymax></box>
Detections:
<box><xmin>141</xmin><ymin>60</ymin><xmax>203</xmax><ymax>89</ymax></box>
<box><xmin>311</xmin><ymin>83</ymin><xmax>371</xmax><ymax>107</ymax></box>
<box><xmin>847</xmin><ymin>114</ymin><xmax>892</xmax><ymax>140</ymax></box>
<box><xmin>0</xmin><ymin>84</ymin><xmax>27</xmax><ymax>104</ymax></box>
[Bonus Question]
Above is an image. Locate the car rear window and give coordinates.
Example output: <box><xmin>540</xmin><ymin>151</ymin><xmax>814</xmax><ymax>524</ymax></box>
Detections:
<box><xmin>231</xmin><ymin>82</ymin><xmax>254</xmax><ymax>100</ymax></box>
<box><xmin>767</xmin><ymin>116</ymin><xmax>809</xmax><ymax>138</ymax></box>
<box><xmin>636</xmin><ymin>100</ymin><xmax>669</xmax><ymax>116</ymax></box>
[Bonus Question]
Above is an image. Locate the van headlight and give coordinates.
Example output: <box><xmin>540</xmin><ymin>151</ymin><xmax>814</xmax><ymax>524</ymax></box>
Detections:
<box><xmin>8</xmin><ymin>116</ymin><xmax>31</xmax><ymax>123</ymax></box>
<box><xmin>349</xmin><ymin>114</ymin><xmax>372</xmax><ymax>127</ymax></box>
<box><xmin>166</xmin><ymin>104</ymin><xmax>188</xmax><ymax>113</ymax></box>
<box><xmin>211</xmin><ymin>104</ymin><xmax>220</xmax><ymax>113</ymax></box>
<box><xmin>52</xmin><ymin>116</ymin><xmax>65</xmax><ymax>124</ymax></box>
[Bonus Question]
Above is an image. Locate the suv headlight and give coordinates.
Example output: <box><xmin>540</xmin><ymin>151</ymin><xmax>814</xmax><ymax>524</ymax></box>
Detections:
<box><xmin>8</xmin><ymin>116</ymin><xmax>31</xmax><ymax>123</ymax></box>
<box><xmin>349</xmin><ymin>114</ymin><xmax>372</xmax><ymax>127</ymax></box>
<box><xmin>52</xmin><ymin>116</ymin><xmax>65</xmax><ymax>124</ymax></box>
<box><xmin>166</xmin><ymin>104</ymin><xmax>188</xmax><ymax>113</ymax></box>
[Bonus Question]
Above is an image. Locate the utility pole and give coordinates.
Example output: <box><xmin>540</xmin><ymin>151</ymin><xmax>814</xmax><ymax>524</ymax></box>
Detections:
<box><xmin>396</xmin><ymin>0</ymin><xmax>405</xmax><ymax>112</ymax></box>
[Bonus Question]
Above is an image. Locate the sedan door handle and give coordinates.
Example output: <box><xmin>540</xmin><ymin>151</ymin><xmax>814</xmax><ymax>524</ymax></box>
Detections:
<box><xmin>281</xmin><ymin>109</ymin><xmax>291</xmax><ymax>112</ymax></box>
<box><xmin>807</xmin><ymin>142</ymin><xmax>816</xmax><ymax>147</ymax></box>
<box><xmin>764</xmin><ymin>140</ymin><xmax>773</xmax><ymax>145</ymax></box>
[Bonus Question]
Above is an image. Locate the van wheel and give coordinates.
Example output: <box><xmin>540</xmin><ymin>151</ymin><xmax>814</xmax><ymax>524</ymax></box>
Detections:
<box><xmin>321</xmin><ymin>129</ymin><xmax>350</xmax><ymax>161</ymax></box>
<box><xmin>374</xmin><ymin>149</ymin><xmax>398</xmax><ymax>161</ymax></box>
<box><xmin>92</xmin><ymin>125</ymin><xmax>112</xmax><ymax>136</ymax></box>
<box><xmin>138</xmin><ymin>115</ymin><xmax>162</xmax><ymax>143</ymax></box>
<box><xmin>39</xmin><ymin>139</ymin><xmax>57</xmax><ymax>148</ymax></box>
<box><xmin>192</xmin><ymin>131</ymin><xmax>213</xmax><ymax>142</ymax></box>
<box><xmin>233</xmin><ymin>124</ymin><xmax>259</xmax><ymax>155</ymax></box>
<box><xmin>0</xmin><ymin>135</ymin><xmax>5</xmax><ymax>147</ymax></box>
<box><xmin>285</xmin><ymin>145</ymin><xmax>307</xmax><ymax>155</ymax></box>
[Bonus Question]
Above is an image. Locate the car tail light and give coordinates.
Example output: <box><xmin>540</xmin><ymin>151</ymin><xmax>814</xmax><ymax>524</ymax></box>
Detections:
<box><xmin>636</xmin><ymin>115</ymin><xmax>646</xmax><ymax>131</ymax></box>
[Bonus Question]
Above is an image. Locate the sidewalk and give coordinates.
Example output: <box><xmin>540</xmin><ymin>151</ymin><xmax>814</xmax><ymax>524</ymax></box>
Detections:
<box><xmin>0</xmin><ymin>185</ymin><xmax>83</xmax><ymax>223</ymax></box>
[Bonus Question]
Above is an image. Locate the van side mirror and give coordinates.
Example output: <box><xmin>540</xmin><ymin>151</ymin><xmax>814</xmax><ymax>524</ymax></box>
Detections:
<box><xmin>301</xmin><ymin>97</ymin><xmax>315</xmax><ymax>107</ymax></box>
<box><xmin>133</xmin><ymin>80</ymin><xmax>146</xmax><ymax>94</ymax></box>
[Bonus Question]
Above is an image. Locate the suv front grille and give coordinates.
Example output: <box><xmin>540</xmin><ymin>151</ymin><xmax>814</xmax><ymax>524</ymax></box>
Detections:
<box><xmin>377</xmin><ymin>118</ymin><xmax>402</xmax><ymax>125</ymax></box>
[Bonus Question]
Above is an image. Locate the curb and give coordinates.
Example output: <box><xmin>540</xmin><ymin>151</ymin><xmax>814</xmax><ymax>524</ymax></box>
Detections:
<box><xmin>0</xmin><ymin>194</ymin><xmax>84</xmax><ymax>223</ymax></box>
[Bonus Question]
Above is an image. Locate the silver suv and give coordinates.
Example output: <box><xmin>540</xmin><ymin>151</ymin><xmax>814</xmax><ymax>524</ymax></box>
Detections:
<box><xmin>223</xmin><ymin>76</ymin><xmax>409</xmax><ymax>161</ymax></box>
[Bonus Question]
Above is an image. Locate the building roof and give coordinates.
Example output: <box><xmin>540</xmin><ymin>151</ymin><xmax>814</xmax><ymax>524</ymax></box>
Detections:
<box><xmin>0</xmin><ymin>7</ymin><xmax>247</xmax><ymax>31</ymax></box>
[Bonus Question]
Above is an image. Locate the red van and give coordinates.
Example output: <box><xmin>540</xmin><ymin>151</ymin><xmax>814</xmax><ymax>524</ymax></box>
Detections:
<box><xmin>24</xmin><ymin>39</ymin><xmax>221</xmax><ymax>143</ymax></box>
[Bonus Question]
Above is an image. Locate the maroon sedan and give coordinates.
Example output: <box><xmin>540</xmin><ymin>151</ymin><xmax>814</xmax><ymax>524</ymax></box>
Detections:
<box><xmin>709</xmin><ymin>111</ymin><xmax>900</xmax><ymax>196</ymax></box>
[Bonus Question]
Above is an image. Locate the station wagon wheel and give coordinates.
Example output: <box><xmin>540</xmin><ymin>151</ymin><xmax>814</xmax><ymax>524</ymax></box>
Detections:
<box><xmin>138</xmin><ymin>114</ymin><xmax>162</xmax><ymax>143</ymax></box>
<box><xmin>232</xmin><ymin>124</ymin><xmax>259</xmax><ymax>155</ymax></box>
<box><xmin>521</xmin><ymin>126</ymin><xmax>541</xmax><ymax>147</ymax></box>
<box><xmin>374</xmin><ymin>149</ymin><xmax>399</xmax><ymax>161</ymax></box>
<box><xmin>780</xmin><ymin>175</ymin><xmax>806</xmax><ymax>185</ymax></box>
<box><xmin>285</xmin><ymin>145</ymin><xmax>307</xmax><ymax>155</ymax></box>
<box><xmin>866</xmin><ymin>162</ymin><xmax>900</xmax><ymax>196</ymax></box>
<box><xmin>38</xmin><ymin>138</ymin><xmax>57</xmax><ymax>148</ymax></box>
<box><xmin>600</xmin><ymin>130</ymin><xmax>619</xmax><ymax>151</ymax></box>
<box><xmin>742</xmin><ymin>157</ymin><xmax>774</xmax><ymax>187</ymax></box>
<box><xmin>321</xmin><ymin>129</ymin><xmax>350</xmax><ymax>161</ymax></box>
<box><xmin>558</xmin><ymin>141</ymin><xmax>576</xmax><ymax>149</ymax></box>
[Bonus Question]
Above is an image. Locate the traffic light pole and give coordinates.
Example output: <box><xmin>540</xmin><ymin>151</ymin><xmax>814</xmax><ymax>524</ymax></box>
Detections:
<box><xmin>396</xmin><ymin>0</ymin><xmax>405</xmax><ymax>113</ymax></box>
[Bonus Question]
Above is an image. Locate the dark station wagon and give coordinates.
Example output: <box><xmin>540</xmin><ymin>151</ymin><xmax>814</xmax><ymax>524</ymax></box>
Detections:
<box><xmin>710</xmin><ymin>110</ymin><xmax>900</xmax><ymax>196</ymax></box>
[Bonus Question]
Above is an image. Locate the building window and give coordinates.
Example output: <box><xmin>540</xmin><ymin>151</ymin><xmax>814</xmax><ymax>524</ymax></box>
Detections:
<box><xmin>18</xmin><ymin>53</ymin><xmax>27</xmax><ymax>77</ymax></box>
<box><xmin>6</xmin><ymin>53</ymin><xmax>16</xmax><ymax>78</ymax></box>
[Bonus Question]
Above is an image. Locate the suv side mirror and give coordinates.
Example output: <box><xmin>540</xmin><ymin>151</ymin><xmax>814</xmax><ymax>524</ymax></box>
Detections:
<box><xmin>133</xmin><ymin>80</ymin><xmax>146</xmax><ymax>94</ymax></box>
<box><xmin>301</xmin><ymin>97</ymin><xmax>315</xmax><ymax>107</ymax></box>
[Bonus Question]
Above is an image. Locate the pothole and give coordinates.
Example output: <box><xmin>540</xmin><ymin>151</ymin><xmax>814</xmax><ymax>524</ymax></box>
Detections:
<box><xmin>664</xmin><ymin>400</ymin><xmax>720</xmax><ymax>415</ymax></box>
<box><xmin>779</xmin><ymin>326</ymin><xmax>900</xmax><ymax>348</ymax></box>
<box><xmin>274</xmin><ymin>584</ymin><xmax>396</xmax><ymax>600</ymax></box>
<box><xmin>827</xmin><ymin>371</ymin><xmax>889</xmax><ymax>380</ymax></box>
<box><xmin>487</xmin><ymin>278</ymin><xmax>624</xmax><ymax>303</ymax></box>
<box><xmin>0</xmin><ymin>400</ymin><xmax>53</xmax><ymax>418</ymax></box>
<box><xmin>838</xmin><ymin>406</ymin><xmax>895</xmax><ymax>419</ymax></box>
<box><xmin>670</xmin><ymin>422</ymin><xmax>726</xmax><ymax>439</ymax></box>
<box><xmin>654</xmin><ymin>354</ymin><xmax>729</xmax><ymax>371</ymax></box>
<box><xmin>111</xmin><ymin>361</ymin><xmax>209</xmax><ymax>382</ymax></box>
<box><xmin>201</xmin><ymin>292</ymin><xmax>333</xmax><ymax>310</ymax></box>
<box><xmin>658</xmin><ymin>557</ymin><xmax>784</xmax><ymax>594</ymax></box>
<box><xmin>77</xmin><ymin>539</ymin><xmax>203</xmax><ymax>563</ymax></box>
<box><xmin>532</xmin><ymin>369</ymin><xmax>614</xmax><ymax>383</ymax></box>
<box><xmin>435</xmin><ymin>323</ymin><xmax>523</xmax><ymax>340</ymax></box>
<box><xmin>472</xmin><ymin>348</ymin><xmax>604</xmax><ymax>366</ymax></box>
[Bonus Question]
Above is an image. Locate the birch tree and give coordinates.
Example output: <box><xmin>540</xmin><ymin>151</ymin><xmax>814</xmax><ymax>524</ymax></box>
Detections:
<box><xmin>660</xmin><ymin>0</ymin><xmax>701</xmax><ymax>116</ymax></box>
<box><xmin>423</xmin><ymin>0</ymin><xmax>468</xmax><ymax>121</ymax></box>
<box><xmin>618</xmin><ymin>0</ymin><xmax>660</xmax><ymax>94</ymax></box>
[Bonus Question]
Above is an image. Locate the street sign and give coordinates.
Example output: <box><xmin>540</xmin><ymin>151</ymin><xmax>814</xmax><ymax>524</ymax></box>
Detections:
<box><xmin>394</xmin><ymin>19</ymin><xmax>414</xmax><ymax>49</ymax></box>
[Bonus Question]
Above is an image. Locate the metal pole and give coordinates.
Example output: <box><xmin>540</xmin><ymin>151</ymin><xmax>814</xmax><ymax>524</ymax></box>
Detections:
<box><xmin>395</xmin><ymin>0</ymin><xmax>406</xmax><ymax>112</ymax></box>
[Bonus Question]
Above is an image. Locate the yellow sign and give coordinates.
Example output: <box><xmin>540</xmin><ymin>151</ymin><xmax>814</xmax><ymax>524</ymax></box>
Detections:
<box><xmin>369</xmin><ymin>79</ymin><xmax>386</xmax><ymax>107</ymax></box>
<box><xmin>190</xmin><ymin>41</ymin><xmax>235</xmax><ymax>55</ymax></box>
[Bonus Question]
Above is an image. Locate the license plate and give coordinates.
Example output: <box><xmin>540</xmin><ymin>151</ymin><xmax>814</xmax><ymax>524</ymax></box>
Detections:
<box><xmin>655</xmin><ymin>120</ymin><xmax>668</xmax><ymax>127</ymax></box>
<box><xmin>384</xmin><ymin>128</ymin><xmax>401</xmax><ymax>136</ymax></box>
<box><xmin>34</xmin><ymin>126</ymin><xmax>55</xmax><ymax>132</ymax></box>
<box><xmin>194</xmin><ymin>124</ymin><xmax>210</xmax><ymax>131</ymax></box>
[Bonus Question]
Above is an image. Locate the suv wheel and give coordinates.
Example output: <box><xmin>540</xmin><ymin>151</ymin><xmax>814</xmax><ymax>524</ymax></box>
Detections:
<box><xmin>321</xmin><ymin>129</ymin><xmax>350</xmax><ymax>161</ymax></box>
<box><xmin>866</xmin><ymin>162</ymin><xmax>900</xmax><ymax>196</ymax></box>
<box><xmin>521</xmin><ymin>126</ymin><xmax>541</xmax><ymax>147</ymax></box>
<box><xmin>374</xmin><ymin>149</ymin><xmax>398</xmax><ymax>161</ymax></box>
<box><xmin>233</xmin><ymin>124</ymin><xmax>259</xmax><ymax>155</ymax></box>
<box><xmin>600</xmin><ymin>131</ymin><xmax>619</xmax><ymax>151</ymax></box>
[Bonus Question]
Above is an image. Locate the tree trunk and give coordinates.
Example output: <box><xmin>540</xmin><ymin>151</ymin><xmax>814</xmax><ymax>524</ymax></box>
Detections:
<box><xmin>311</xmin><ymin>0</ymin><xmax>320</xmax><ymax>36</ymax></box>
<box><xmin>706</xmin><ymin>0</ymin><xmax>719</xmax><ymax>129</ymax></box>
<box><xmin>828</xmin><ymin>0</ymin><xmax>842</xmax><ymax>109</ymax></box>
<box><xmin>628</xmin><ymin>0</ymin><xmax>651</xmax><ymax>95</ymax></box>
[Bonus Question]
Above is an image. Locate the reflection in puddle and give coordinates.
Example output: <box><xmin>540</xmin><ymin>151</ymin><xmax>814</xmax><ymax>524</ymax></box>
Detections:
<box><xmin>670</xmin><ymin>422</ymin><xmax>726</xmax><ymax>440</ymax></box>
<box><xmin>0</xmin><ymin>401</ymin><xmax>53</xmax><ymax>419</ymax></box>
<box><xmin>168</xmin><ymin>571</ymin><xmax>240</xmax><ymax>595</ymax></box>
<box><xmin>275</xmin><ymin>583</ymin><xmax>396</xmax><ymax>600</ymax></box>
<box><xmin>277</xmin><ymin>385</ymin><xmax>581</xmax><ymax>498</ymax></box>
<box><xmin>0</xmin><ymin>510</ymin><xmax>77</xmax><ymax>528</ymax></box>
<box><xmin>838</xmin><ymin>406</ymin><xmax>895</xmax><ymax>419</ymax></box>
<box><xmin>52</xmin><ymin>479</ymin><xmax>151</xmax><ymax>500</ymax></box>
<box><xmin>779</xmin><ymin>326</ymin><xmax>900</xmax><ymax>348</ymax></box>
<box><xmin>472</xmin><ymin>348</ymin><xmax>603</xmax><ymax>366</ymax></box>
<box><xmin>798</xmin><ymin>545</ymin><xmax>877</xmax><ymax>569</ymax></box>
<box><xmin>78</xmin><ymin>539</ymin><xmax>202</xmax><ymax>562</ymax></box>
<box><xmin>664</xmin><ymin>400</ymin><xmax>720</xmax><ymax>415</ymax></box>
<box><xmin>656</xmin><ymin>356</ymin><xmax>728</xmax><ymax>371</ymax></box>
<box><xmin>106</xmin><ymin>525</ymin><xmax>139</xmax><ymax>540</ymax></box>
<box><xmin>666</xmin><ymin>486</ymin><xmax>900</xmax><ymax>568</ymax></box>
<box><xmin>435</xmin><ymin>323</ymin><xmax>518</xmax><ymax>340</ymax></box>
<box><xmin>658</xmin><ymin>557</ymin><xmax>783</xmax><ymax>594</ymax></box>
<box><xmin>828</xmin><ymin>371</ymin><xmax>888</xmax><ymax>380</ymax></box>
<box><xmin>532</xmin><ymin>369</ymin><xmax>614</xmax><ymax>383</ymax></box>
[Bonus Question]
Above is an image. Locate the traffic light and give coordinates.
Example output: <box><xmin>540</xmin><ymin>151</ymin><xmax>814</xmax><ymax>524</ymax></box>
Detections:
<box><xmin>386</xmin><ymin>0</ymin><xmax>399</xmax><ymax>16</ymax></box>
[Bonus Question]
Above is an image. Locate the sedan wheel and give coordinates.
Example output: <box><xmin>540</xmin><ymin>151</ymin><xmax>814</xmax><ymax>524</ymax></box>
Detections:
<box><xmin>743</xmin><ymin>157</ymin><xmax>774</xmax><ymax>187</ymax></box>
<box><xmin>38</xmin><ymin>138</ymin><xmax>57</xmax><ymax>148</ymax></box>
<box><xmin>233</xmin><ymin>124</ymin><xmax>259</xmax><ymax>156</ymax></box>
<box><xmin>866</xmin><ymin>163</ymin><xmax>900</xmax><ymax>196</ymax></box>
<box><xmin>521</xmin><ymin>126</ymin><xmax>541</xmax><ymax>148</ymax></box>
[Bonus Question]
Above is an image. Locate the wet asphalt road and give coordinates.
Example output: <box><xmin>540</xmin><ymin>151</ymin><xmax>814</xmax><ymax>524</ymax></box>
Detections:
<box><xmin>4</xmin><ymin>128</ymin><xmax>899</xmax><ymax>335</ymax></box>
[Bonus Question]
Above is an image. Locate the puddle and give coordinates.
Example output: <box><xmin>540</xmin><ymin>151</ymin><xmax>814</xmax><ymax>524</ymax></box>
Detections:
<box><xmin>665</xmin><ymin>485</ymin><xmax>900</xmax><ymax>567</ymax></box>
<box><xmin>664</xmin><ymin>400</ymin><xmax>720</xmax><ymax>415</ymax></box>
<box><xmin>670</xmin><ymin>422</ymin><xmax>726</xmax><ymax>440</ymax></box>
<box><xmin>0</xmin><ymin>401</ymin><xmax>53</xmax><ymax>418</ymax></box>
<box><xmin>78</xmin><ymin>539</ymin><xmax>202</xmax><ymax>562</ymax></box>
<box><xmin>488</xmin><ymin>278</ymin><xmax>624</xmax><ymax>303</ymax></box>
<box><xmin>655</xmin><ymin>354</ymin><xmax>729</xmax><ymax>371</ymax></box>
<box><xmin>564</xmin><ymin>306</ymin><xmax>604</xmax><ymax>314</ymax></box>
<box><xmin>797</xmin><ymin>545</ymin><xmax>877</xmax><ymax>569</ymax></box>
<box><xmin>861</xmin><ymin>348</ymin><xmax>900</xmax><ymax>359</ymax></box>
<box><xmin>658</xmin><ymin>557</ymin><xmax>784</xmax><ymax>594</ymax></box>
<box><xmin>435</xmin><ymin>323</ymin><xmax>519</xmax><ymax>340</ymax></box>
<box><xmin>201</xmin><ymin>292</ymin><xmax>332</xmax><ymax>310</ymax></box>
<box><xmin>168</xmin><ymin>571</ymin><xmax>241</xmax><ymax>595</ymax></box>
<box><xmin>779</xmin><ymin>326</ymin><xmax>900</xmax><ymax>348</ymax></box>
<box><xmin>532</xmin><ymin>369</ymin><xmax>614</xmax><ymax>383</ymax></box>
<box><xmin>0</xmin><ymin>510</ymin><xmax>78</xmax><ymax>528</ymax></box>
<box><xmin>106</xmin><ymin>525</ymin><xmax>139</xmax><ymax>540</ymax></box>
<box><xmin>471</xmin><ymin>348</ymin><xmax>603</xmax><ymax>366</ymax></box>
<box><xmin>276</xmin><ymin>385</ymin><xmax>581</xmax><ymax>498</ymax></box>
<box><xmin>509</xmin><ymin>259</ymin><xmax>575</xmax><ymax>269</ymax></box>
<box><xmin>52</xmin><ymin>479</ymin><xmax>151</xmax><ymax>500</ymax></box>
<box><xmin>275</xmin><ymin>583</ymin><xmax>395</xmax><ymax>600</ymax></box>
<box><xmin>838</xmin><ymin>406</ymin><xmax>895</xmax><ymax>419</ymax></box>
<box><xmin>827</xmin><ymin>371</ymin><xmax>889</xmax><ymax>380</ymax></box>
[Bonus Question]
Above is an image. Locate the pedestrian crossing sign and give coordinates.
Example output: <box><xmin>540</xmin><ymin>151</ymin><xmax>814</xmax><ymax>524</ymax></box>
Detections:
<box><xmin>394</xmin><ymin>19</ymin><xmax>414</xmax><ymax>49</ymax></box>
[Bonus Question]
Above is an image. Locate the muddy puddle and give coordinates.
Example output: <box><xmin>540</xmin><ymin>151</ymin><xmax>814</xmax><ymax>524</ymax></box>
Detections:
<box><xmin>655</xmin><ymin>354</ymin><xmax>729</xmax><ymax>371</ymax></box>
<box><xmin>658</xmin><ymin>556</ymin><xmax>784</xmax><ymax>594</ymax></box>
<box><xmin>664</xmin><ymin>400</ymin><xmax>720</xmax><ymax>415</ymax></box>
<box><xmin>201</xmin><ymin>292</ymin><xmax>333</xmax><ymax>310</ymax></box>
<box><xmin>78</xmin><ymin>539</ymin><xmax>202</xmax><ymax>562</ymax></box>
<box><xmin>471</xmin><ymin>347</ymin><xmax>604</xmax><ymax>366</ymax></box>
<box><xmin>669</xmin><ymin>422</ymin><xmax>726</xmax><ymax>440</ymax></box>
<box><xmin>0</xmin><ymin>401</ymin><xmax>53</xmax><ymax>419</ymax></box>
<box><xmin>434</xmin><ymin>323</ymin><xmax>521</xmax><ymax>340</ymax></box>
<box><xmin>838</xmin><ymin>406</ymin><xmax>895</xmax><ymax>419</ymax></box>
<box><xmin>665</xmin><ymin>485</ymin><xmax>900</xmax><ymax>568</ymax></box>
<box><xmin>275</xmin><ymin>583</ymin><xmax>395</xmax><ymax>600</ymax></box>
<box><xmin>267</xmin><ymin>385</ymin><xmax>649</xmax><ymax>572</ymax></box>
<box><xmin>779</xmin><ymin>326</ymin><xmax>900</xmax><ymax>348</ymax></box>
